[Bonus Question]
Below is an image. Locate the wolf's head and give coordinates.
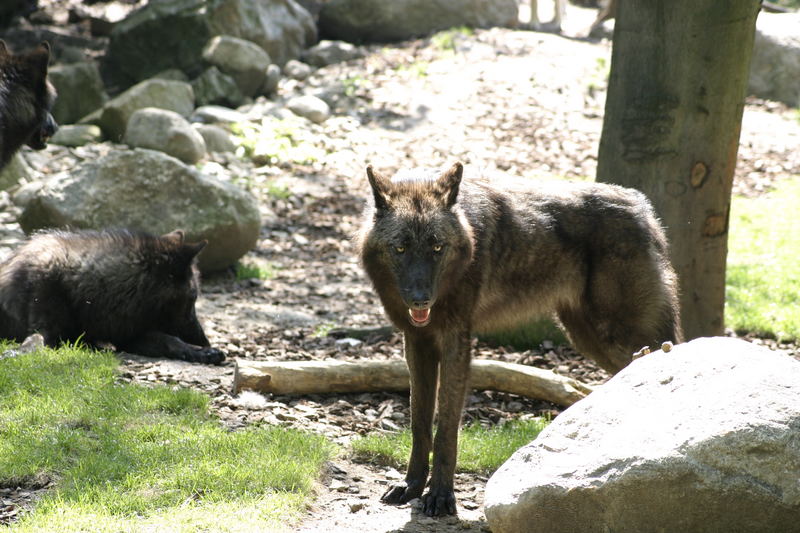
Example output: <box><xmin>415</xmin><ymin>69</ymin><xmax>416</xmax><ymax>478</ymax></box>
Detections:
<box><xmin>361</xmin><ymin>162</ymin><xmax>475</xmax><ymax>328</ymax></box>
<box><xmin>152</xmin><ymin>230</ymin><xmax>210</xmax><ymax>346</ymax></box>
<box><xmin>0</xmin><ymin>40</ymin><xmax>58</xmax><ymax>162</ymax></box>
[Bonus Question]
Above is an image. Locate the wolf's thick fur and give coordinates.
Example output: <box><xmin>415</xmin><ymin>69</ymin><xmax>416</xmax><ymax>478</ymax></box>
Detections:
<box><xmin>0</xmin><ymin>39</ymin><xmax>58</xmax><ymax>170</ymax></box>
<box><xmin>358</xmin><ymin>162</ymin><xmax>682</xmax><ymax>516</ymax></box>
<box><xmin>0</xmin><ymin>229</ymin><xmax>224</xmax><ymax>364</ymax></box>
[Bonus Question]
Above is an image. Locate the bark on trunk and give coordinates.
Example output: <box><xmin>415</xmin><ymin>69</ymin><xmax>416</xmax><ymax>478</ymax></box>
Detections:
<box><xmin>233</xmin><ymin>358</ymin><xmax>593</xmax><ymax>407</ymax></box>
<box><xmin>596</xmin><ymin>0</ymin><xmax>760</xmax><ymax>340</ymax></box>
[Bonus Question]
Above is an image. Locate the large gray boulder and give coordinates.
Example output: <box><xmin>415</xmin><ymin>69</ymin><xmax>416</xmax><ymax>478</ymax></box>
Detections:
<box><xmin>318</xmin><ymin>0</ymin><xmax>518</xmax><ymax>43</ymax></box>
<box><xmin>202</xmin><ymin>35</ymin><xmax>272</xmax><ymax>97</ymax></box>
<box><xmin>105</xmin><ymin>0</ymin><xmax>315</xmax><ymax>89</ymax></box>
<box><xmin>485</xmin><ymin>337</ymin><xmax>800</xmax><ymax>533</ymax></box>
<box><xmin>89</xmin><ymin>78</ymin><xmax>195</xmax><ymax>142</ymax></box>
<box><xmin>124</xmin><ymin>108</ymin><xmax>207</xmax><ymax>164</ymax></box>
<box><xmin>749</xmin><ymin>13</ymin><xmax>800</xmax><ymax>107</ymax></box>
<box><xmin>16</xmin><ymin>149</ymin><xmax>260</xmax><ymax>272</ymax></box>
<box><xmin>48</xmin><ymin>62</ymin><xmax>108</xmax><ymax>125</ymax></box>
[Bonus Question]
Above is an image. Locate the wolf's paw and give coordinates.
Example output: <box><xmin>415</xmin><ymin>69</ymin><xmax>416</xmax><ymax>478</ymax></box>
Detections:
<box><xmin>422</xmin><ymin>485</ymin><xmax>457</xmax><ymax>516</ymax></box>
<box><xmin>188</xmin><ymin>346</ymin><xmax>226</xmax><ymax>365</ymax></box>
<box><xmin>381</xmin><ymin>479</ymin><xmax>424</xmax><ymax>505</ymax></box>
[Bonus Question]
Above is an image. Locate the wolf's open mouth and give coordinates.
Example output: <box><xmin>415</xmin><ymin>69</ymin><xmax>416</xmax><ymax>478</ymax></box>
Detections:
<box><xmin>408</xmin><ymin>308</ymin><xmax>431</xmax><ymax>327</ymax></box>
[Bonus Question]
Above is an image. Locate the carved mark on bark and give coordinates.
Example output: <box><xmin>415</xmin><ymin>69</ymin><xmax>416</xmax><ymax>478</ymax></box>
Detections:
<box><xmin>620</xmin><ymin>96</ymin><xmax>680</xmax><ymax>161</ymax></box>
<box><xmin>702</xmin><ymin>213</ymin><xmax>727</xmax><ymax>237</ymax></box>
<box><xmin>690</xmin><ymin>161</ymin><xmax>708</xmax><ymax>188</ymax></box>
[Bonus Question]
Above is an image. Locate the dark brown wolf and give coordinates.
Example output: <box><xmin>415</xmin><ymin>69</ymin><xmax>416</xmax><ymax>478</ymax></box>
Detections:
<box><xmin>358</xmin><ymin>162</ymin><xmax>682</xmax><ymax>516</ymax></box>
<box><xmin>0</xmin><ymin>229</ymin><xmax>224</xmax><ymax>364</ymax></box>
<box><xmin>0</xmin><ymin>40</ymin><xmax>58</xmax><ymax>170</ymax></box>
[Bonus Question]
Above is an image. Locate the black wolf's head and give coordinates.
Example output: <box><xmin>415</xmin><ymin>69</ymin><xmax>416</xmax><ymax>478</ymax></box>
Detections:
<box><xmin>360</xmin><ymin>162</ymin><xmax>475</xmax><ymax>328</ymax></box>
<box><xmin>151</xmin><ymin>230</ymin><xmax>210</xmax><ymax>346</ymax></box>
<box><xmin>0</xmin><ymin>40</ymin><xmax>58</xmax><ymax>165</ymax></box>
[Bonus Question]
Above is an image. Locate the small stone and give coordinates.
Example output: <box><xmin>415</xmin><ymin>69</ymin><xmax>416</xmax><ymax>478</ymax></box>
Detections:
<box><xmin>348</xmin><ymin>500</ymin><xmax>364</xmax><ymax>513</ymax></box>
<box><xmin>328</xmin><ymin>479</ymin><xmax>347</xmax><ymax>491</ymax></box>
<box><xmin>304</xmin><ymin>39</ymin><xmax>364</xmax><ymax>67</ymax></box>
<box><xmin>194</xmin><ymin>124</ymin><xmax>236</xmax><ymax>153</ymax></box>
<box><xmin>191</xmin><ymin>105</ymin><xmax>249</xmax><ymax>125</ymax></box>
<box><xmin>284</xmin><ymin>59</ymin><xmax>312</xmax><ymax>80</ymax></box>
<box><xmin>286</xmin><ymin>94</ymin><xmax>330</xmax><ymax>124</ymax></box>
<box><xmin>50</xmin><ymin>124</ymin><xmax>104</xmax><ymax>147</ymax></box>
<box><xmin>261</xmin><ymin>64</ymin><xmax>282</xmax><ymax>95</ymax></box>
<box><xmin>506</xmin><ymin>401</ymin><xmax>523</xmax><ymax>412</ymax></box>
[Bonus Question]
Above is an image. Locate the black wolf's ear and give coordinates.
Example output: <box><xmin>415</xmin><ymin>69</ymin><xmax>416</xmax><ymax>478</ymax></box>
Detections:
<box><xmin>161</xmin><ymin>229</ymin><xmax>186</xmax><ymax>245</ymax></box>
<box><xmin>182</xmin><ymin>240</ymin><xmax>207</xmax><ymax>260</ymax></box>
<box><xmin>0</xmin><ymin>41</ymin><xmax>9</xmax><ymax>62</ymax></box>
<box><xmin>436</xmin><ymin>162</ymin><xmax>463</xmax><ymax>208</ymax></box>
<box><xmin>26</xmin><ymin>42</ymin><xmax>51</xmax><ymax>76</ymax></box>
<box><xmin>366</xmin><ymin>165</ymin><xmax>391</xmax><ymax>212</ymax></box>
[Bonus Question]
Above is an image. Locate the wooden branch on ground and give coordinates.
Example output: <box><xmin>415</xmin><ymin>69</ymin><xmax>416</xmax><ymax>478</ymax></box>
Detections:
<box><xmin>233</xmin><ymin>358</ymin><xmax>593</xmax><ymax>407</ymax></box>
<box><xmin>326</xmin><ymin>325</ymin><xmax>396</xmax><ymax>342</ymax></box>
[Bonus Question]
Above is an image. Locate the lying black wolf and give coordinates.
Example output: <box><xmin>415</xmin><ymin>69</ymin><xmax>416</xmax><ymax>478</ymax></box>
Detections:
<box><xmin>0</xmin><ymin>229</ymin><xmax>224</xmax><ymax>364</ymax></box>
<box><xmin>358</xmin><ymin>162</ymin><xmax>682</xmax><ymax>516</ymax></box>
<box><xmin>0</xmin><ymin>40</ymin><xmax>58</xmax><ymax>170</ymax></box>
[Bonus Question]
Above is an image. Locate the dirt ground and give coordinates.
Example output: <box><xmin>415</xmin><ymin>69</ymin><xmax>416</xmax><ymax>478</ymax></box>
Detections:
<box><xmin>2</xmin><ymin>2</ymin><xmax>800</xmax><ymax>531</ymax></box>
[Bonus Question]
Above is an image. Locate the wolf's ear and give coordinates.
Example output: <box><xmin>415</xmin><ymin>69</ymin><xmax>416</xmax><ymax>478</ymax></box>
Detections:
<box><xmin>0</xmin><ymin>41</ymin><xmax>9</xmax><ymax>62</ymax></box>
<box><xmin>436</xmin><ymin>162</ymin><xmax>463</xmax><ymax>207</ymax></box>
<box><xmin>366</xmin><ymin>165</ymin><xmax>391</xmax><ymax>212</ymax></box>
<box><xmin>182</xmin><ymin>240</ymin><xmax>207</xmax><ymax>260</ymax></box>
<box><xmin>161</xmin><ymin>229</ymin><xmax>186</xmax><ymax>245</ymax></box>
<box><xmin>26</xmin><ymin>42</ymin><xmax>51</xmax><ymax>76</ymax></box>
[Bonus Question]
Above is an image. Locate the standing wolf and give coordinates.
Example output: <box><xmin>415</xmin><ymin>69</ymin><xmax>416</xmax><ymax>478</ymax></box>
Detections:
<box><xmin>358</xmin><ymin>162</ymin><xmax>682</xmax><ymax>516</ymax></box>
<box><xmin>0</xmin><ymin>229</ymin><xmax>224</xmax><ymax>364</ymax></box>
<box><xmin>0</xmin><ymin>39</ymin><xmax>58</xmax><ymax>170</ymax></box>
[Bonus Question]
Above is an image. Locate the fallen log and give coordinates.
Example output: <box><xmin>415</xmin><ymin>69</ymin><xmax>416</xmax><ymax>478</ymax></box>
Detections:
<box><xmin>233</xmin><ymin>358</ymin><xmax>593</xmax><ymax>407</ymax></box>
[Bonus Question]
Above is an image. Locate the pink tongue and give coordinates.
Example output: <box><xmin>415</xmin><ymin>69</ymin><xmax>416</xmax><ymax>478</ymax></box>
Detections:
<box><xmin>410</xmin><ymin>308</ymin><xmax>430</xmax><ymax>323</ymax></box>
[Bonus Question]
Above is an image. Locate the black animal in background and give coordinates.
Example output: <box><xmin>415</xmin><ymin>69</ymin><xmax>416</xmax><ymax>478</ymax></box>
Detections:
<box><xmin>0</xmin><ymin>229</ymin><xmax>224</xmax><ymax>364</ymax></box>
<box><xmin>0</xmin><ymin>39</ymin><xmax>58</xmax><ymax>170</ymax></box>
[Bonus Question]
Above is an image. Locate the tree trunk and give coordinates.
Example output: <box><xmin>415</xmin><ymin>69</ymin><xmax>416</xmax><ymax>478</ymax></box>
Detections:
<box><xmin>596</xmin><ymin>1</ymin><xmax>760</xmax><ymax>340</ymax></box>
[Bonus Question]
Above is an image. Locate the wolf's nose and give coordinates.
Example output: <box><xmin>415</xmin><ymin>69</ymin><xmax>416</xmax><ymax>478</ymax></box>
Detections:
<box><xmin>411</xmin><ymin>299</ymin><xmax>431</xmax><ymax>309</ymax></box>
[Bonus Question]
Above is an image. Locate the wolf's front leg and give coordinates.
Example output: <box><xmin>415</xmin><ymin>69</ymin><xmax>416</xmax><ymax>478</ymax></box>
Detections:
<box><xmin>423</xmin><ymin>328</ymin><xmax>471</xmax><ymax>516</ymax></box>
<box><xmin>120</xmin><ymin>331</ymin><xmax>225</xmax><ymax>364</ymax></box>
<box><xmin>382</xmin><ymin>332</ymin><xmax>439</xmax><ymax>505</ymax></box>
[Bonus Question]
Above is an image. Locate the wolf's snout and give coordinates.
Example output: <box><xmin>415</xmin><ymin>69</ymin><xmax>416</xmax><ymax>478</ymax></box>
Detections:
<box><xmin>403</xmin><ymin>288</ymin><xmax>432</xmax><ymax>310</ymax></box>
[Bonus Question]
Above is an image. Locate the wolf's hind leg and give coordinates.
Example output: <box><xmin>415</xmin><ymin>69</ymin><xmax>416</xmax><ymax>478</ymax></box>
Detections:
<box><xmin>558</xmin><ymin>254</ymin><xmax>682</xmax><ymax>373</ymax></box>
<box><xmin>557</xmin><ymin>306</ymin><xmax>631</xmax><ymax>373</ymax></box>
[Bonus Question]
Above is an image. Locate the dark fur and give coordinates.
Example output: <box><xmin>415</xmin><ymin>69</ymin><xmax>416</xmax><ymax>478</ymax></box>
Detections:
<box><xmin>358</xmin><ymin>162</ymin><xmax>682</xmax><ymax>516</ymax></box>
<box><xmin>0</xmin><ymin>39</ymin><xmax>58</xmax><ymax>170</ymax></box>
<box><xmin>0</xmin><ymin>229</ymin><xmax>224</xmax><ymax>364</ymax></box>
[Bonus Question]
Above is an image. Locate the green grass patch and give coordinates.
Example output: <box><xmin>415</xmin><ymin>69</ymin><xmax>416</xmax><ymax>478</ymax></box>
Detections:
<box><xmin>236</xmin><ymin>260</ymin><xmax>277</xmax><ymax>281</ymax></box>
<box><xmin>351</xmin><ymin>418</ymin><xmax>548</xmax><ymax>475</ymax></box>
<box><xmin>0</xmin><ymin>343</ymin><xmax>334</xmax><ymax>531</ymax></box>
<box><xmin>231</xmin><ymin>118</ymin><xmax>325</xmax><ymax>167</ymax></box>
<box><xmin>312</xmin><ymin>323</ymin><xmax>336</xmax><ymax>338</ymax></box>
<box><xmin>478</xmin><ymin>318</ymin><xmax>567</xmax><ymax>351</ymax></box>
<box><xmin>431</xmin><ymin>26</ymin><xmax>474</xmax><ymax>53</ymax></box>
<box><xmin>726</xmin><ymin>178</ymin><xmax>800</xmax><ymax>340</ymax></box>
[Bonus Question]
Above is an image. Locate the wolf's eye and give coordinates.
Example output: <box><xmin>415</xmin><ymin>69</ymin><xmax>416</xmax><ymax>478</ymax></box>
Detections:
<box><xmin>432</xmin><ymin>244</ymin><xmax>443</xmax><ymax>252</ymax></box>
<box><xmin>395</xmin><ymin>246</ymin><xmax>405</xmax><ymax>254</ymax></box>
